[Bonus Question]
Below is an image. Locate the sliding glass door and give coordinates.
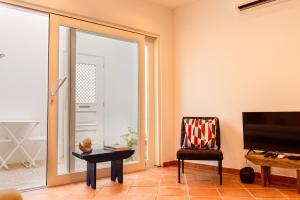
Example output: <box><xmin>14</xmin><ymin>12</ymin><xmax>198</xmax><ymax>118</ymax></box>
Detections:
<box><xmin>0</xmin><ymin>3</ymin><xmax>48</xmax><ymax>190</ymax></box>
<box><xmin>48</xmin><ymin>14</ymin><xmax>146</xmax><ymax>186</ymax></box>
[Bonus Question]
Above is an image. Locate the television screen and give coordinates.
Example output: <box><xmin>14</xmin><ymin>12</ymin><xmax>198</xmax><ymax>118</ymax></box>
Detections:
<box><xmin>243</xmin><ymin>112</ymin><xmax>300</xmax><ymax>154</ymax></box>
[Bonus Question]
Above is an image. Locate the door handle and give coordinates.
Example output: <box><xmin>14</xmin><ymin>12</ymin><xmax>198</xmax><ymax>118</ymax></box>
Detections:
<box><xmin>51</xmin><ymin>77</ymin><xmax>67</xmax><ymax>97</ymax></box>
<box><xmin>79</xmin><ymin>105</ymin><xmax>91</xmax><ymax>108</ymax></box>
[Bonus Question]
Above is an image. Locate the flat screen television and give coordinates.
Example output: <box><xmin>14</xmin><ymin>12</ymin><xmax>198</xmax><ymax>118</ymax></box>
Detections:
<box><xmin>242</xmin><ymin>112</ymin><xmax>300</xmax><ymax>154</ymax></box>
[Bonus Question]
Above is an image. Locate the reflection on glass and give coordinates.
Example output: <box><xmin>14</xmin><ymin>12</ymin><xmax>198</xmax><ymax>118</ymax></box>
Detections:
<box><xmin>58</xmin><ymin>26</ymin><xmax>139</xmax><ymax>175</ymax></box>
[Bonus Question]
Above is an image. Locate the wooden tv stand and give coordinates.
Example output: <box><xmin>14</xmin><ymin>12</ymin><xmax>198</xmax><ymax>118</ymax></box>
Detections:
<box><xmin>245</xmin><ymin>152</ymin><xmax>300</xmax><ymax>193</ymax></box>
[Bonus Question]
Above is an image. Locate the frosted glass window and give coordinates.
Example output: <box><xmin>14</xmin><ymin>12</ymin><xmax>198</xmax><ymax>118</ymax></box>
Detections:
<box><xmin>76</xmin><ymin>63</ymin><xmax>97</xmax><ymax>104</ymax></box>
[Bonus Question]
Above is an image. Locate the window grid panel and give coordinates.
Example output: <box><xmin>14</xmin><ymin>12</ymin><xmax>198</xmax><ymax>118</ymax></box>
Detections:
<box><xmin>76</xmin><ymin>63</ymin><xmax>97</xmax><ymax>104</ymax></box>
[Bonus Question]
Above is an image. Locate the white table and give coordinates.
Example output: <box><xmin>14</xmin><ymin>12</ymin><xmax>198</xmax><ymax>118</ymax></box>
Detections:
<box><xmin>0</xmin><ymin>120</ymin><xmax>40</xmax><ymax>169</ymax></box>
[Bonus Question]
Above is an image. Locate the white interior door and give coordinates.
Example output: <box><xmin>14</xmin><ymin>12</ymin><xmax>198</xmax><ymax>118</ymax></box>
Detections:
<box><xmin>73</xmin><ymin>54</ymin><xmax>105</xmax><ymax>172</ymax></box>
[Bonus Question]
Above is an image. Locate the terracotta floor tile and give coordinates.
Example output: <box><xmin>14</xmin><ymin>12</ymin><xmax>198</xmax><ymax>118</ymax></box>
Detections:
<box><xmin>161</xmin><ymin>175</ymin><xmax>185</xmax><ymax>182</ymax></box>
<box><xmin>20</xmin><ymin>166</ymin><xmax>298</xmax><ymax>200</ymax></box>
<box><xmin>125</xmin><ymin>194</ymin><xmax>156</xmax><ymax>200</ymax></box>
<box><xmin>222</xmin><ymin>174</ymin><xmax>240</xmax><ymax>180</ymax></box>
<box><xmin>242</xmin><ymin>183</ymin><xmax>265</xmax><ymax>188</ymax></box>
<box><xmin>190</xmin><ymin>197</ymin><xmax>221</xmax><ymax>200</ymax></box>
<box><xmin>187</xmin><ymin>180</ymin><xmax>217</xmax><ymax>188</ymax></box>
<box><xmin>222</xmin><ymin>198</ymin><xmax>255</xmax><ymax>200</ymax></box>
<box><xmin>105</xmin><ymin>180</ymin><xmax>134</xmax><ymax>187</ymax></box>
<box><xmin>131</xmin><ymin>179</ymin><xmax>159</xmax><ymax>187</ymax></box>
<box><xmin>156</xmin><ymin>196</ymin><xmax>189</xmax><ymax>200</ymax></box>
<box><xmin>279</xmin><ymin>189</ymin><xmax>300</xmax><ymax>198</ymax></box>
<box><xmin>63</xmin><ymin>192</ymin><xmax>96</xmax><ymax>200</ymax></box>
<box><xmin>159</xmin><ymin>186</ymin><xmax>187</xmax><ymax>196</ymax></box>
<box><xmin>127</xmin><ymin>186</ymin><xmax>158</xmax><ymax>195</ymax></box>
<box><xmin>93</xmin><ymin>195</ymin><xmax>126</xmax><ymax>200</ymax></box>
<box><xmin>22</xmin><ymin>189</ymin><xmax>66</xmax><ymax>200</ymax></box>
<box><xmin>95</xmin><ymin>185</ymin><xmax>129</xmax><ymax>197</ymax></box>
<box><xmin>216</xmin><ymin>181</ymin><xmax>244</xmax><ymax>188</ymax></box>
<box><xmin>137</xmin><ymin>170</ymin><xmax>163</xmax><ymax>178</ymax></box>
<box><xmin>96</xmin><ymin>178</ymin><xmax>111</xmax><ymax>186</ymax></box>
<box><xmin>248</xmin><ymin>188</ymin><xmax>285</xmax><ymax>198</ymax></box>
<box><xmin>255</xmin><ymin>198</ymin><xmax>287</xmax><ymax>200</ymax></box>
<box><xmin>186</xmin><ymin>175</ymin><xmax>212</xmax><ymax>181</ymax></box>
<box><xmin>160</xmin><ymin>178</ymin><xmax>186</xmax><ymax>186</ymax></box>
<box><xmin>218</xmin><ymin>188</ymin><xmax>251</xmax><ymax>198</ymax></box>
<box><xmin>123</xmin><ymin>173</ymin><xmax>139</xmax><ymax>180</ymax></box>
<box><xmin>189</xmin><ymin>187</ymin><xmax>219</xmax><ymax>197</ymax></box>
<box><xmin>48</xmin><ymin>184</ymin><xmax>78</xmax><ymax>194</ymax></box>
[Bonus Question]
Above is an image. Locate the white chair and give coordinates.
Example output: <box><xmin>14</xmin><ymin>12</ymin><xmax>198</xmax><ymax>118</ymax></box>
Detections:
<box><xmin>0</xmin><ymin>138</ymin><xmax>12</xmax><ymax>169</ymax></box>
<box><xmin>0</xmin><ymin>121</ymin><xmax>40</xmax><ymax>169</ymax></box>
<box><xmin>25</xmin><ymin>135</ymin><xmax>46</xmax><ymax>167</ymax></box>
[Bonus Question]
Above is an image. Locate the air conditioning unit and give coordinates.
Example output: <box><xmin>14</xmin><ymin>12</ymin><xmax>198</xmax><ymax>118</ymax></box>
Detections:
<box><xmin>237</xmin><ymin>0</ymin><xmax>277</xmax><ymax>11</ymax></box>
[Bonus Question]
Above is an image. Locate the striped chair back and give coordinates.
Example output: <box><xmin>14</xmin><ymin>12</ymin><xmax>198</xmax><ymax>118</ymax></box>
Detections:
<box><xmin>180</xmin><ymin>117</ymin><xmax>221</xmax><ymax>150</ymax></box>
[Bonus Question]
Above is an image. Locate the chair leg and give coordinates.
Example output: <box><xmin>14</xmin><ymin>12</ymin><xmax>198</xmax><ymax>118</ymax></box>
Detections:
<box><xmin>178</xmin><ymin>159</ymin><xmax>181</xmax><ymax>183</ymax></box>
<box><xmin>182</xmin><ymin>160</ymin><xmax>184</xmax><ymax>174</ymax></box>
<box><xmin>218</xmin><ymin>160</ymin><xmax>222</xmax><ymax>185</ymax></box>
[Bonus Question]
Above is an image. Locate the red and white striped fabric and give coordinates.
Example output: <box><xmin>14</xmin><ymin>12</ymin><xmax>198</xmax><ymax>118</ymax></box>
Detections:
<box><xmin>182</xmin><ymin>118</ymin><xmax>217</xmax><ymax>149</ymax></box>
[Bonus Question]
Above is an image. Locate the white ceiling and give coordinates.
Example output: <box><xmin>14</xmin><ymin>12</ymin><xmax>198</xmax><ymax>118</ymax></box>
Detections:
<box><xmin>145</xmin><ymin>0</ymin><xmax>197</xmax><ymax>9</ymax></box>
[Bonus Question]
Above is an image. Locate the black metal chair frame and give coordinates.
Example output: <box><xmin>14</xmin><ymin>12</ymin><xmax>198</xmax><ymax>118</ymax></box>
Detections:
<box><xmin>177</xmin><ymin>117</ymin><xmax>223</xmax><ymax>185</ymax></box>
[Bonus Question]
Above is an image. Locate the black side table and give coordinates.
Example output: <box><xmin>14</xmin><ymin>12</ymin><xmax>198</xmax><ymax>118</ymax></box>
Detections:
<box><xmin>72</xmin><ymin>149</ymin><xmax>134</xmax><ymax>189</ymax></box>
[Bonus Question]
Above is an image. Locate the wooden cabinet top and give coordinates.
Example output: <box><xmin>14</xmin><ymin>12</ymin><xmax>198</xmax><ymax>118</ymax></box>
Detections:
<box><xmin>245</xmin><ymin>153</ymin><xmax>300</xmax><ymax>169</ymax></box>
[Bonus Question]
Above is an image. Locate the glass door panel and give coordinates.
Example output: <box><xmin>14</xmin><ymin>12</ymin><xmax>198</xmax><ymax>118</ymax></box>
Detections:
<box><xmin>48</xmin><ymin>14</ymin><xmax>145</xmax><ymax>186</ymax></box>
<box><xmin>0</xmin><ymin>3</ymin><xmax>48</xmax><ymax>190</ymax></box>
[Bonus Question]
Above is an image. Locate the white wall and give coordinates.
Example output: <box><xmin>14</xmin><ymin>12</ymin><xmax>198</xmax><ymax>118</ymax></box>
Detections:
<box><xmin>0</xmin><ymin>3</ymin><xmax>49</xmax><ymax>163</ymax></box>
<box><xmin>173</xmin><ymin>0</ymin><xmax>300</xmax><ymax>177</ymax></box>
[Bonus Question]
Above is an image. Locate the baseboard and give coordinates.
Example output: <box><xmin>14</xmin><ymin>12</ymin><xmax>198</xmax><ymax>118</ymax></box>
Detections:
<box><xmin>162</xmin><ymin>160</ymin><xmax>177</xmax><ymax>167</ymax></box>
<box><xmin>163</xmin><ymin>160</ymin><xmax>297</xmax><ymax>185</ymax></box>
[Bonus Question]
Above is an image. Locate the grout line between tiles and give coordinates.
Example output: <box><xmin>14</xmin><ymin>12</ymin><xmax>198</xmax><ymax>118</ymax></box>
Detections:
<box><xmin>275</xmin><ymin>188</ymin><xmax>290</xmax><ymax>200</ymax></box>
<box><xmin>216</xmin><ymin>187</ymin><xmax>224</xmax><ymax>200</ymax></box>
<box><xmin>243</xmin><ymin>187</ymin><xmax>258</xmax><ymax>200</ymax></box>
<box><xmin>155</xmin><ymin>173</ymin><xmax>162</xmax><ymax>200</ymax></box>
<box><xmin>184</xmin><ymin>173</ymin><xmax>190</xmax><ymax>200</ymax></box>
